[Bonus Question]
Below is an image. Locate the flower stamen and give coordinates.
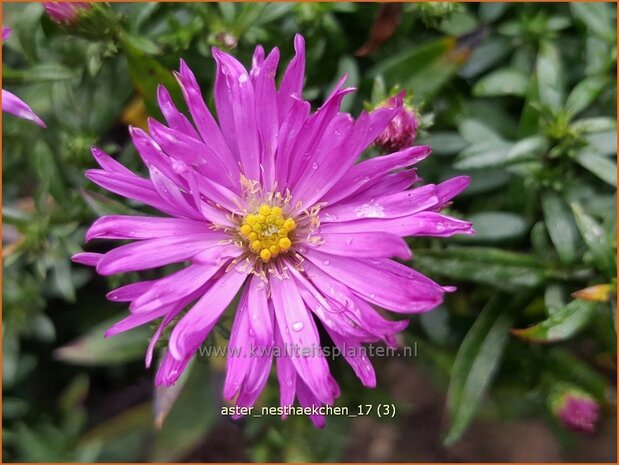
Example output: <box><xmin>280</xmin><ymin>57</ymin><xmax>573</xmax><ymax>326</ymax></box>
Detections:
<box><xmin>239</xmin><ymin>203</ymin><xmax>296</xmax><ymax>262</ymax></box>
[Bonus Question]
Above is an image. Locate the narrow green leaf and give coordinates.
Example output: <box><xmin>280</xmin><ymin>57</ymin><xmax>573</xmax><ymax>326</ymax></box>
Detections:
<box><xmin>473</xmin><ymin>68</ymin><xmax>529</xmax><ymax>97</ymax></box>
<box><xmin>571</xmin><ymin>3</ymin><xmax>616</xmax><ymax>42</ymax></box>
<box><xmin>54</xmin><ymin>316</ymin><xmax>150</xmax><ymax>366</ymax></box>
<box><xmin>565</xmin><ymin>76</ymin><xmax>607</xmax><ymax>116</ymax></box>
<box><xmin>512</xmin><ymin>299</ymin><xmax>597</xmax><ymax>342</ymax></box>
<box><xmin>574</xmin><ymin>151</ymin><xmax>617</xmax><ymax>187</ymax></box>
<box><xmin>455</xmin><ymin>212</ymin><xmax>528</xmax><ymax>243</ymax></box>
<box><xmin>444</xmin><ymin>295</ymin><xmax>514</xmax><ymax>445</ymax></box>
<box><xmin>453</xmin><ymin>140</ymin><xmax>512</xmax><ymax>169</ymax></box>
<box><xmin>414</xmin><ymin>247</ymin><xmax>546</xmax><ymax>292</ymax></box>
<box><xmin>571</xmin><ymin>203</ymin><xmax>617</xmax><ymax>276</ymax></box>
<box><xmin>541</xmin><ymin>191</ymin><xmax>580</xmax><ymax>264</ymax></box>
<box><xmin>152</xmin><ymin>362</ymin><xmax>217</xmax><ymax>461</ymax></box>
<box><xmin>536</xmin><ymin>41</ymin><xmax>564</xmax><ymax>111</ymax></box>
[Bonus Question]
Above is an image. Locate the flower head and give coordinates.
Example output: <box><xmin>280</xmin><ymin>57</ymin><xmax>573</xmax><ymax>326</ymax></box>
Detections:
<box><xmin>551</xmin><ymin>387</ymin><xmax>599</xmax><ymax>434</ymax></box>
<box><xmin>74</xmin><ymin>35</ymin><xmax>472</xmax><ymax>427</ymax></box>
<box><xmin>43</xmin><ymin>2</ymin><xmax>91</xmax><ymax>24</ymax></box>
<box><xmin>1</xmin><ymin>27</ymin><xmax>46</xmax><ymax>127</ymax></box>
<box><xmin>375</xmin><ymin>93</ymin><xmax>419</xmax><ymax>152</ymax></box>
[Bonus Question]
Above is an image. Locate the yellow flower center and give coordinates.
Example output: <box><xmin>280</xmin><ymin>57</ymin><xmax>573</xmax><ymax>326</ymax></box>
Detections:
<box><xmin>239</xmin><ymin>204</ymin><xmax>296</xmax><ymax>262</ymax></box>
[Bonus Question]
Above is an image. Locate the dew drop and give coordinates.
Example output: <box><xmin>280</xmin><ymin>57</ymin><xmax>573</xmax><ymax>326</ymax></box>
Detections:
<box><xmin>291</xmin><ymin>321</ymin><xmax>304</xmax><ymax>332</ymax></box>
<box><xmin>322</xmin><ymin>259</ymin><xmax>330</xmax><ymax>266</ymax></box>
<box><xmin>238</xmin><ymin>73</ymin><xmax>248</xmax><ymax>84</ymax></box>
<box><xmin>346</xmin><ymin>236</ymin><xmax>353</xmax><ymax>245</ymax></box>
<box><xmin>311</xmin><ymin>162</ymin><xmax>319</xmax><ymax>170</ymax></box>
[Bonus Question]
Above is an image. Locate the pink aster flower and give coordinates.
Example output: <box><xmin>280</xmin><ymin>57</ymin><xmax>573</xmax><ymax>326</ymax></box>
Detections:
<box><xmin>2</xmin><ymin>28</ymin><xmax>46</xmax><ymax>127</ymax></box>
<box><xmin>43</xmin><ymin>2</ymin><xmax>91</xmax><ymax>24</ymax></box>
<box><xmin>73</xmin><ymin>34</ymin><xmax>472</xmax><ymax>427</ymax></box>
<box><xmin>375</xmin><ymin>94</ymin><xmax>419</xmax><ymax>152</ymax></box>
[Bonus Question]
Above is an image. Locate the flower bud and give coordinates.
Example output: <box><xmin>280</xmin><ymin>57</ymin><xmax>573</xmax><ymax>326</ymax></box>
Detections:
<box><xmin>375</xmin><ymin>96</ymin><xmax>420</xmax><ymax>152</ymax></box>
<box><xmin>43</xmin><ymin>2</ymin><xmax>91</xmax><ymax>24</ymax></box>
<box><xmin>550</xmin><ymin>386</ymin><xmax>599</xmax><ymax>434</ymax></box>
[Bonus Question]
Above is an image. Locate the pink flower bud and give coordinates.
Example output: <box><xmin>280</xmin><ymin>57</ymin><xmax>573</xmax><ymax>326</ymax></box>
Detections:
<box><xmin>375</xmin><ymin>96</ymin><xmax>419</xmax><ymax>152</ymax></box>
<box><xmin>552</xmin><ymin>389</ymin><xmax>599</xmax><ymax>434</ymax></box>
<box><xmin>43</xmin><ymin>2</ymin><xmax>91</xmax><ymax>24</ymax></box>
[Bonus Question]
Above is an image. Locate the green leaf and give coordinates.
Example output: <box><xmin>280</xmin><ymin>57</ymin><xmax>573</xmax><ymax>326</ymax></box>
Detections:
<box><xmin>546</xmin><ymin>348</ymin><xmax>610</xmax><ymax>401</ymax></box>
<box><xmin>479</xmin><ymin>3</ymin><xmax>509</xmax><ymax>23</ymax></box>
<box><xmin>3</xmin><ymin>64</ymin><xmax>77</xmax><ymax>83</ymax></box>
<box><xmin>541</xmin><ymin>191</ymin><xmax>581</xmax><ymax>264</ymax></box>
<box><xmin>586</xmin><ymin>130</ymin><xmax>617</xmax><ymax>156</ymax></box>
<box><xmin>512</xmin><ymin>299</ymin><xmax>597</xmax><ymax>342</ymax></box>
<box><xmin>459</xmin><ymin>36</ymin><xmax>512</xmax><ymax>78</ymax></box>
<box><xmin>571</xmin><ymin>203</ymin><xmax>617</xmax><ymax>276</ymax></box>
<box><xmin>571</xmin><ymin>116</ymin><xmax>616</xmax><ymax>133</ymax></box>
<box><xmin>152</xmin><ymin>361</ymin><xmax>217</xmax><ymax>461</ymax></box>
<box><xmin>574</xmin><ymin>151</ymin><xmax>617</xmax><ymax>187</ymax></box>
<box><xmin>417</xmin><ymin>131</ymin><xmax>468</xmax><ymax>156</ymax></box>
<box><xmin>444</xmin><ymin>295</ymin><xmax>514</xmax><ymax>445</ymax></box>
<box><xmin>454</xmin><ymin>139</ymin><xmax>512</xmax><ymax>169</ymax></box>
<box><xmin>571</xmin><ymin>3</ymin><xmax>616</xmax><ymax>42</ymax></box>
<box><xmin>473</xmin><ymin>68</ymin><xmax>529</xmax><ymax>97</ymax></box>
<box><xmin>536</xmin><ymin>41</ymin><xmax>564</xmax><ymax>111</ymax></box>
<box><xmin>454</xmin><ymin>212</ymin><xmax>528</xmax><ymax>243</ymax></box>
<box><xmin>54</xmin><ymin>316</ymin><xmax>150</xmax><ymax>366</ymax></box>
<box><xmin>458</xmin><ymin>118</ymin><xmax>503</xmax><ymax>143</ymax></box>
<box><xmin>414</xmin><ymin>247</ymin><xmax>546</xmax><ymax>292</ymax></box>
<box><xmin>565</xmin><ymin>76</ymin><xmax>607</xmax><ymax>116</ymax></box>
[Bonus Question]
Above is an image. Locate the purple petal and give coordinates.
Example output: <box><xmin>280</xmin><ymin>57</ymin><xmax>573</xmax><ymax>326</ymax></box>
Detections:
<box><xmin>107</xmin><ymin>280</ymin><xmax>155</xmax><ymax>303</ymax></box>
<box><xmin>85</xmin><ymin>169</ymin><xmax>179</xmax><ymax>218</ymax></box>
<box><xmin>273</xmin><ymin>96</ymin><xmax>310</xmax><ymax>186</ymax></box>
<box><xmin>71</xmin><ymin>252</ymin><xmax>102</xmax><ymax>266</ymax></box>
<box><xmin>86</xmin><ymin>215</ymin><xmax>210</xmax><ymax>242</ymax></box>
<box><xmin>320</xmin><ymin>145</ymin><xmax>430</xmax><ymax>205</ymax></box>
<box><xmin>130</xmin><ymin>263</ymin><xmax>225</xmax><ymax>313</ymax></box>
<box><xmin>156</xmin><ymin>84</ymin><xmax>200</xmax><ymax>140</ymax></box>
<box><xmin>278</xmin><ymin>34</ymin><xmax>305</xmax><ymax>122</ymax></box>
<box><xmin>169</xmin><ymin>268</ymin><xmax>247</xmax><ymax>360</ymax></box>
<box><xmin>303</xmin><ymin>249</ymin><xmax>445</xmax><ymax>313</ymax></box>
<box><xmin>90</xmin><ymin>146</ymin><xmax>133</xmax><ymax>175</ymax></box>
<box><xmin>437</xmin><ymin>175</ymin><xmax>471</xmax><ymax>204</ymax></box>
<box><xmin>175</xmin><ymin>60</ymin><xmax>236</xmax><ymax>166</ymax></box>
<box><xmin>2</xmin><ymin>27</ymin><xmax>11</xmax><ymax>41</ymax></box>
<box><xmin>315</xmin><ymin>231</ymin><xmax>411</xmax><ymax>260</ymax></box>
<box><xmin>155</xmin><ymin>350</ymin><xmax>192</xmax><ymax>386</ymax></box>
<box><xmin>296</xmin><ymin>377</ymin><xmax>328</xmax><ymax>428</ymax></box>
<box><xmin>270</xmin><ymin>274</ymin><xmax>336</xmax><ymax>405</ymax></box>
<box><xmin>147</xmin><ymin>118</ymin><xmax>240</xmax><ymax>190</ymax></box>
<box><xmin>96</xmin><ymin>233</ymin><xmax>226</xmax><ymax>275</ymax></box>
<box><xmin>320</xmin><ymin>211</ymin><xmax>474</xmax><ymax>238</ymax></box>
<box><xmin>299</xmin><ymin>260</ymin><xmax>409</xmax><ymax>342</ymax></box>
<box><xmin>212</xmin><ymin>48</ymin><xmax>261</xmax><ymax>180</ymax></box>
<box><xmin>325</xmin><ymin>328</ymin><xmax>376</xmax><ymax>388</ymax></box>
<box><xmin>2</xmin><ymin>89</ymin><xmax>46</xmax><ymax>127</ymax></box>
<box><xmin>252</xmin><ymin>48</ymin><xmax>280</xmax><ymax>190</ymax></box>
<box><xmin>275</xmin><ymin>323</ymin><xmax>297</xmax><ymax>411</ymax></box>
<box><xmin>320</xmin><ymin>184</ymin><xmax>439</xmax><ymax>222</ymax></box>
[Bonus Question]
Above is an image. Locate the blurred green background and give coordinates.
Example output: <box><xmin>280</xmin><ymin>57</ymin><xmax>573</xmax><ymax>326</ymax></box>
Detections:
<box><xmin>2</xmin><ymin>2</ymin><xmax>617</xmax><ymax>462</ymax></box>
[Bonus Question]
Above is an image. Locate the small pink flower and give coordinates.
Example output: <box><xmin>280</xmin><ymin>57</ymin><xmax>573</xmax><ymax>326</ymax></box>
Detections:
<box><xmin>43</xmin><ymin>2</ymin><xmax>91</xmax><ymax>24</ymax></box>
<box><xmin>375</xmin><ymin>93</ymin><xmax>419</xmax><ymax>152</ymax></box>
<box><xmin>555</xmin><ymin>390</ymin><xmax>599</xmax><ymax>434</ymax></box>
<box><xmin>1</xmin><ymin>27</ymin><xmax>45</xmax><ymax>127</ymax></box>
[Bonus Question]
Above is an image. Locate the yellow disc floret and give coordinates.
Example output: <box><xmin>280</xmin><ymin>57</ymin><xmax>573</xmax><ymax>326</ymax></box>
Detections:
<box><xmin>239</xmin><ymin>203</ymin><xmax>296</xmax><ymax>261</ymax></box>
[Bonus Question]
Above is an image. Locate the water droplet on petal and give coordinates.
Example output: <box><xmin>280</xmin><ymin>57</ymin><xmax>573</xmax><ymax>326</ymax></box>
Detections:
<box><xmin>291</xmin><ymin>321</ymin><xmax>304</xmax><ymax>332</ymax></box>
<box><xmin>346</xmin><ymin>236</ymin><xmax>353</xmax><ymax>245</ymax></box>
<box><xmin>311</xmin><ymin>162</ymin><xmax>319</xmax><ymax>170</ymax></box>
<box><xmin>322</xmin><ymin>259</ymin><xmax>330</xmax><ymax>266</ymax></box>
